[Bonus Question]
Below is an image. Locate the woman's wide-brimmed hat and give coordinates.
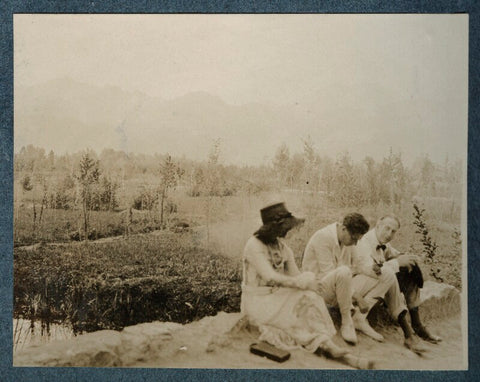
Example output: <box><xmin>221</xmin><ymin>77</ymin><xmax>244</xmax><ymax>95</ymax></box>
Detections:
<box><xmin>259</xmin><ymin>202</ymin><xmax>305</xmax><ymax>229</ymax></box>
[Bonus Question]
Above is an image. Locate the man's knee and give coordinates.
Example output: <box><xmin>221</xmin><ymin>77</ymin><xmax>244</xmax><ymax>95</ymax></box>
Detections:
<box><xmin>379</xmin><ymin>267</ymin><xmax>396</xmax><ymax>285</ymax></box>
<box><xmin>397</xmin><ymin>263</ymin><xmax>424</xmax><ymax>291</ymax></box>
<box><xmin>335</xmin><ymin>265</ymin><xmax>352</xmax><ymax>280</ymax></box>
<box><xmin>302</xmin><ymin>290</ymin><xmax>320</xmax><ymax>301</ymax></box>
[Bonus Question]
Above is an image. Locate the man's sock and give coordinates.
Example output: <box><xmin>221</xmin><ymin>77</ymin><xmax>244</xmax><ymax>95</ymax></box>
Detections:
<box><xmin>340</xmin><ymin>307</ymin><xmax>354</xmax><ymax>326</ymax></box>
<box><xmin>398</xmin><ymin>310</ymin><xmax>413</xmax><ymax>339</ymax></box>
<box><xmin>409</xmin><ymin>306</ymin><xmax>441</xmax><ymax>342</ymax></box>
<box><xmin>409</xmin><ymin>307</ymin><xmax>422</xmax><ymax>330</ymax></box>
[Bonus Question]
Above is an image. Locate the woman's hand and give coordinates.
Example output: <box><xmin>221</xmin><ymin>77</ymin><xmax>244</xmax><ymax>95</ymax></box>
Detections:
<box><xmin>294</xmin><ymin>271</ymin><xmax>318</xmax><ymax>290</ymax></box>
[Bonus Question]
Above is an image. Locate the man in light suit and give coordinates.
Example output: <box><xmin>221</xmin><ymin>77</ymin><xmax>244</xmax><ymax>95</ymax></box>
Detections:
<box><xmin>302</xmin><ymin>213</ymin><xmax>372</xmax><ymax>345</ymax></box>
<box><xmin>352</xmin><ymin>215</ymin><xmax>441</xmax><ymax>354</ymax></box>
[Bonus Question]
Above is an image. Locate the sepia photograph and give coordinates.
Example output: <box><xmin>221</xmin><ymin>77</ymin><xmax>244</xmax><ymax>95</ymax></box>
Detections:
<box><xmin>12</xmin><ymin>14</ymin><xmax>467</xmax><ymax>370</ymax></box>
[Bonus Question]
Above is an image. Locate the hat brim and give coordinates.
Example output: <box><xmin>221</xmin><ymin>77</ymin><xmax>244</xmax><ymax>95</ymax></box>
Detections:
<box><xmin>286</xmin><ymin>216</ymin><xmax>305</xmax><ymax>230</ymax></box>
<box><xmin>259</xmin><ymin>215</ymin><xmax>305</xmax><ymax>231</ymax></box>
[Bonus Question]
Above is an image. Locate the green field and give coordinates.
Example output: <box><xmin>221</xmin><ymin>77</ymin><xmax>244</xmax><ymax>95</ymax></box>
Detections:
<box><xmin>14</xmin><ymin>231</ymin><xmax>242</xmax><ymax>333</ymax></box>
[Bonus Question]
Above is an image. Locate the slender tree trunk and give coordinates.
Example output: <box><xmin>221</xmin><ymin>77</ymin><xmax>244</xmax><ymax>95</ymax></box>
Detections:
<box><xmin>32</xmin><ymin>200</ymin><xmax>37</xmax><ymax>240</ymax></box>
<box><xmin>127</xmin><ymin>207</ymin><xmax>132</xmax><ymax>237</ymax></box>
<box><xmin>83</xmin><ymin>197</ymin><xmax>88</xmax><ymax>241</ymax></box>
<box><xmin>160</xmin><ymin>188</ymin><xmax>166</xmax><ymax>229</ymax></box>
<box><xmin>206</xmin><ymin>197</ymin><xmax>210</xmax><ymax>245</ymax></box>
<box><xmin>39</xmin><ymin>192</ymin><xmax>47</xmax><ymax>224</ymax></box>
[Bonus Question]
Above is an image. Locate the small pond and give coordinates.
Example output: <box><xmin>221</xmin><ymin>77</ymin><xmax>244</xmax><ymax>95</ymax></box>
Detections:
<box><xmin>13</xmin><ymin>318</ymin><xmax>76</xmax><ymax>353</ymax></box>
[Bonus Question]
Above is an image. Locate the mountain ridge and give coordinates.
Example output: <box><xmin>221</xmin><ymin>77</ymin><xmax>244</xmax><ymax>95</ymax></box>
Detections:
<box><xmin>14</xmin><ymin>78</ymin><xmax>464</xmax><ymax>166</ymax></box>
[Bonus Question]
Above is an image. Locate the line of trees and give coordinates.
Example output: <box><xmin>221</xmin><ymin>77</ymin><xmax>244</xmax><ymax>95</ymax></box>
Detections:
<box><xmin>14</xmin><ymin>140</ymin><xmax>464</xmax><ymax>240</ymax></box>
<box><xmin>272</xmin><ymin>139</ymin><xmax>463</xmax><ymax>210</ymax></box>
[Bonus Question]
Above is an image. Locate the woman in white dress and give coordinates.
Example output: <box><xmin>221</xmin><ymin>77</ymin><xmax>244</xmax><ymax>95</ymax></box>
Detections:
<box><xmin>241</xmin><ymin>203</ymin><xmax>374</xmax><ymax>368</ymax></box>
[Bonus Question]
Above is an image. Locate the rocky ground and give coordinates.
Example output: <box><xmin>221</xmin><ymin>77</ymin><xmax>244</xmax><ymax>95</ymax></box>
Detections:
<box><xmin>136</xmin><ymin>312</ymin><xmax>465</xmax><ymax>370</ymax></box>
<box><xmin>13</xmin><ymin>312</ymin><xmax>465</xmax><ymax>370</ymax></box>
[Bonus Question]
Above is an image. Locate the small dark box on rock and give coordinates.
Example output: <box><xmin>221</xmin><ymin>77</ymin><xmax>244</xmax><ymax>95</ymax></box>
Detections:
<box><xmin>250</xmin><ymin>342</ymin><xmax>291</xmax><ymax>363</ymax></box>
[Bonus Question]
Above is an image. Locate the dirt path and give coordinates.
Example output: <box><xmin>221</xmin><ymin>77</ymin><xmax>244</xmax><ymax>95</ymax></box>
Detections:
<box><xmin>133</xmin><ymin>312</ymin><xmax>465</xmax><ymax>370</ymax></box>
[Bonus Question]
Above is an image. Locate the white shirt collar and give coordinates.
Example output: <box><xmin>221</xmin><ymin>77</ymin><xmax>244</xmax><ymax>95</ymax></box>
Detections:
<box><xmin>330</xmin><ymin>222</ymin><xmax>341</xmax><ymax>248</ymax></box>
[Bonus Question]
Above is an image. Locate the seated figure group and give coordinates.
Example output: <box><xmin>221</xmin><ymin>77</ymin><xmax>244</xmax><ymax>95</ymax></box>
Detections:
<box><xmin>241</xmin><ymin>202</ymin><xmax>441</xmax><ymax>368</ymax></box>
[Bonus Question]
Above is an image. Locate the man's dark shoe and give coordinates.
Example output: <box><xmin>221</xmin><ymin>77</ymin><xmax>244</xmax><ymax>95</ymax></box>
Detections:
<box><xmin>404</xmin><ymin>336</ymin><xmax>427</xmax><ymax>355</ymax></box>
<box><xmin>414</xmin><ymin>325</ymin><xmax>442</xmax><ymax>344</ymax></box>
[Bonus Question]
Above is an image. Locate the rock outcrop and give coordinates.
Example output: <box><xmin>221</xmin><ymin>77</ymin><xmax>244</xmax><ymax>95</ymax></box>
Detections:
<box><xmin>14</xmin><ymin>322</ymin><xmax>183</xmax><ymax>367</ymax></box>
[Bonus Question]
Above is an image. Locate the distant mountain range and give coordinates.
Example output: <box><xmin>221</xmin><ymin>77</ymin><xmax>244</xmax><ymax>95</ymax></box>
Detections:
<box><xmin>14</xmin><ymin>78</ymin><xmax>464</xmax><ymax>166</ymax></box>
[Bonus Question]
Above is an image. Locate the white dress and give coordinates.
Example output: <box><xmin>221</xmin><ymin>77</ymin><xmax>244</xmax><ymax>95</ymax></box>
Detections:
<box><xmin>241</xmin><ymin>236</ymin><xmax>336</xmax><ymax>352</ymax></box>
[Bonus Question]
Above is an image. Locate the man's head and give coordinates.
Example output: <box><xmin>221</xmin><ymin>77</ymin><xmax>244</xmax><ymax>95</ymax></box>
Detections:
<box><xmin>338</xmin><ymin>212</ymin><xmax>370</xmax><ymax>246</ymax></box>
<box><xmin>375</xmin><ymin>215</ymin><xmax>401</xmax><ymax>244</ymax></box>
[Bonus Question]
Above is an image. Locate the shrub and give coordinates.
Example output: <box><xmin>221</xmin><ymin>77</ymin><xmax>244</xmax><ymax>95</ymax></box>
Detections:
<box><xmin>412</xmin><ymin>203</ymin><xmax>442</xmax><ymax>282</ymax></box>
<box><xmin>132</xmin><ymin>188</ymin><xmax>158</xmax><ymax>210</ymax></box>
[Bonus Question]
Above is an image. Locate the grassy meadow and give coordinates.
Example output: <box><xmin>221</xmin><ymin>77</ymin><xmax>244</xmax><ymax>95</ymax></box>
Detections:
<box><xmin>13</xmin><ymin>207</ymin><xmax>165</xmax><ymax>247</ymax></box>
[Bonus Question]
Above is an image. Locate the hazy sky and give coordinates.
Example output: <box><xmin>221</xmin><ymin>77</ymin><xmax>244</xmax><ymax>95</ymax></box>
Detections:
<box><xmin>14</xmin><ymin>14</ymin><xmax>468</xmax><ymax>165</ymax></box>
